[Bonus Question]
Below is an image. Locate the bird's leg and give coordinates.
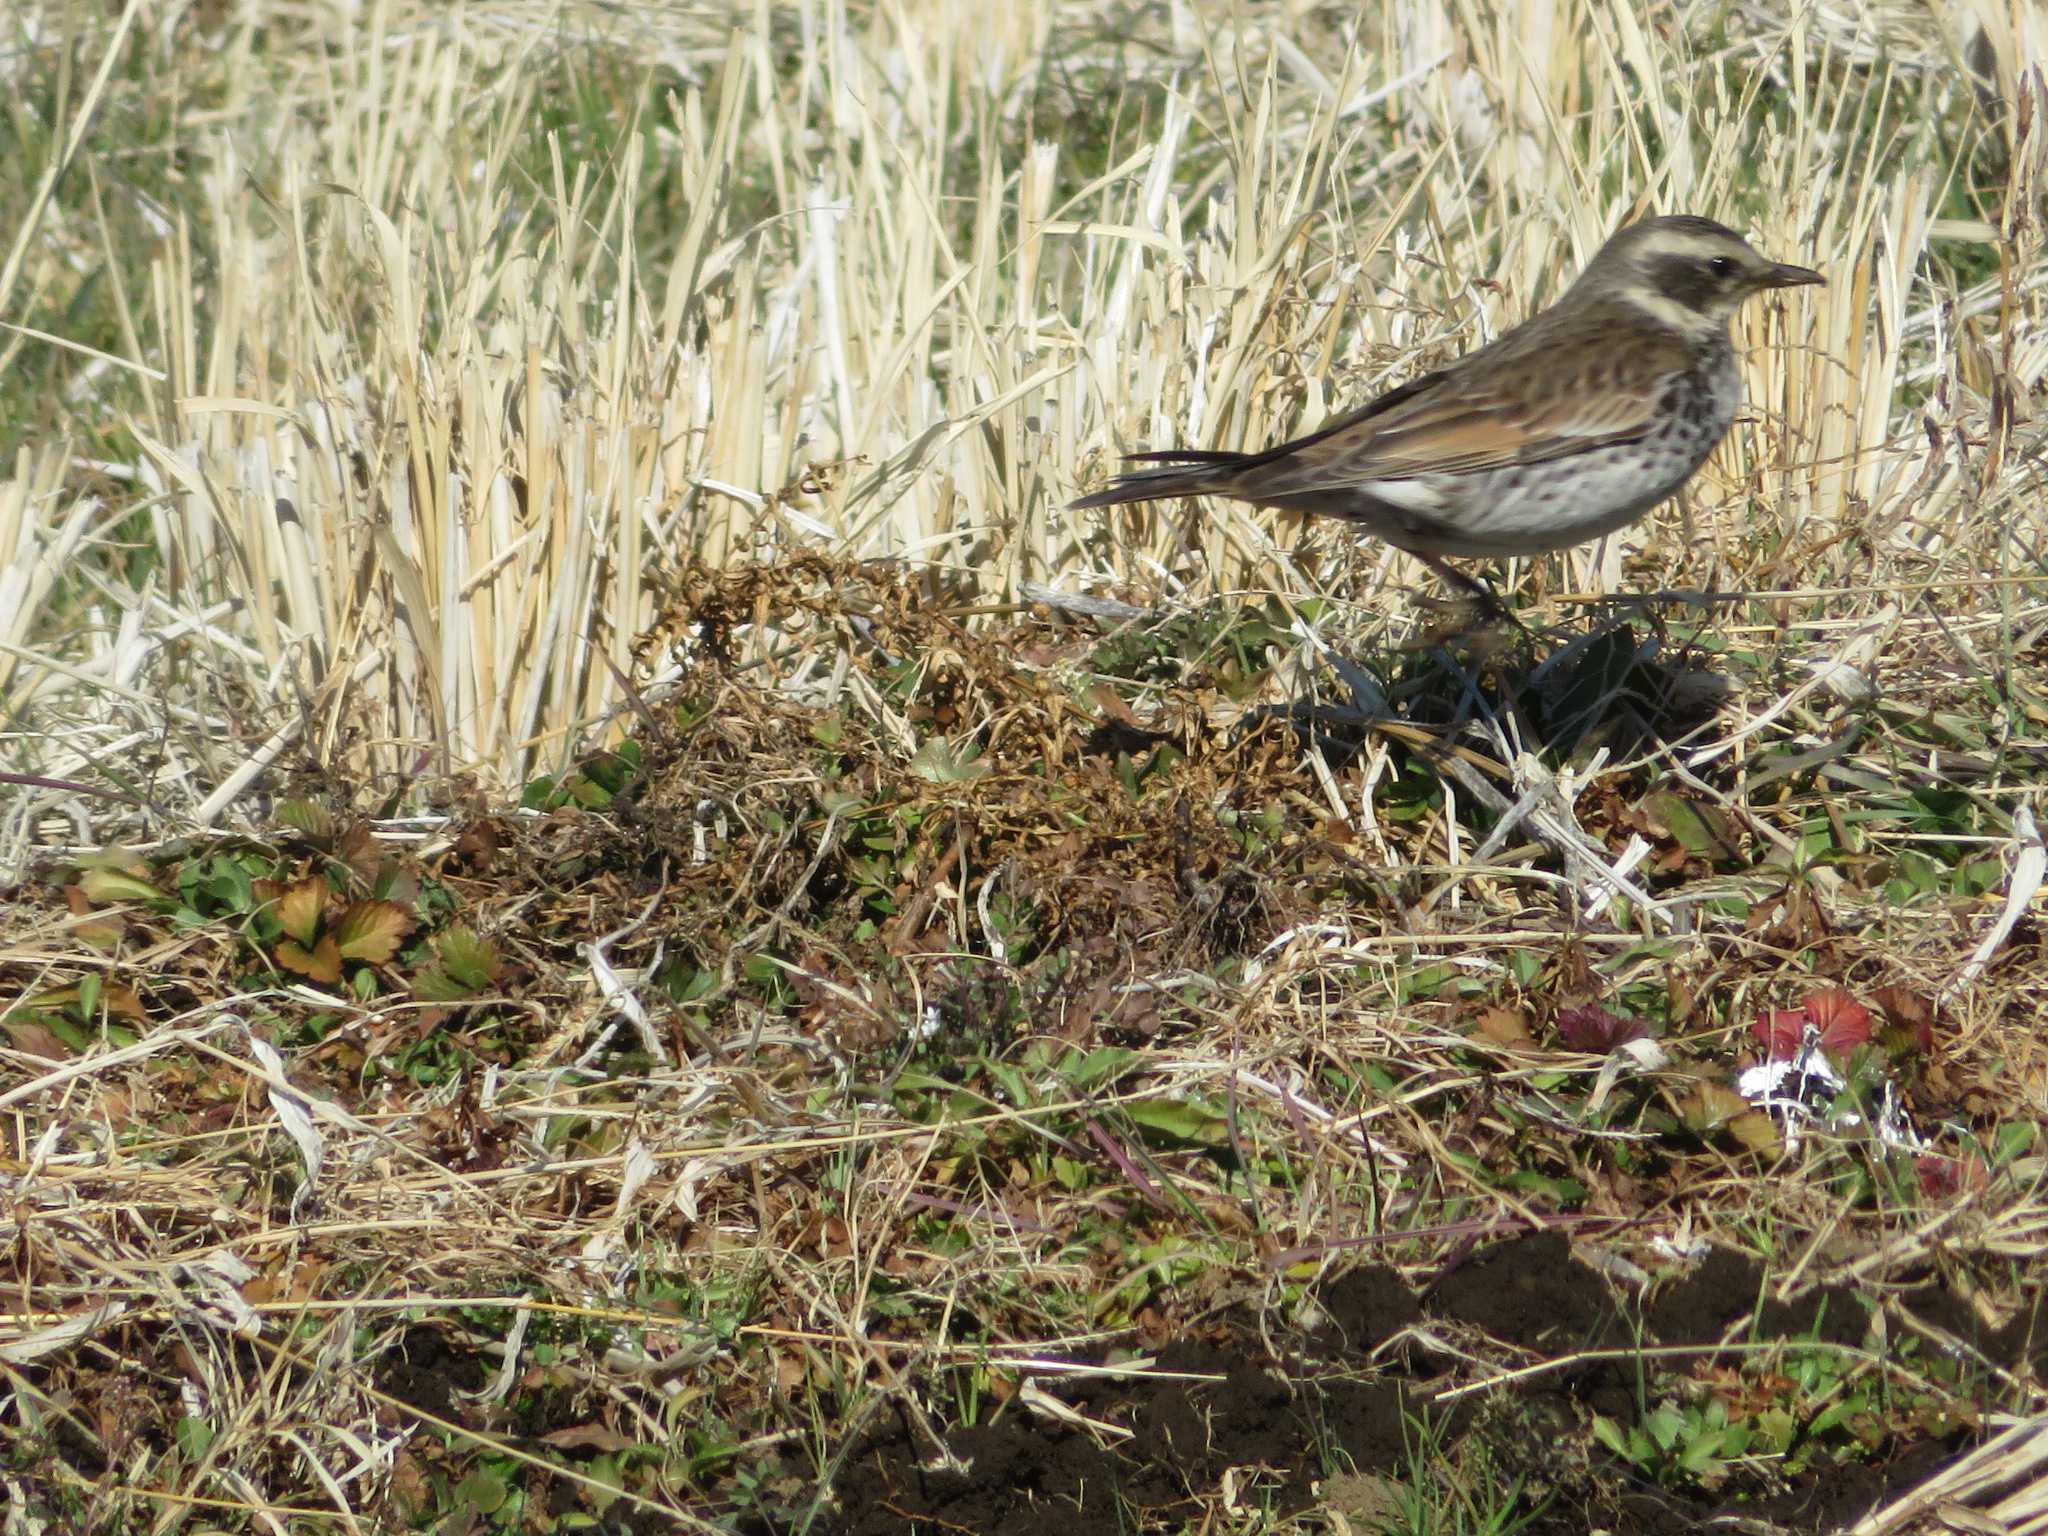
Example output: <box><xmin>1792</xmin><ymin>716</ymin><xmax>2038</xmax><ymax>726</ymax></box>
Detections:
<box><xmin>1414</xmin><ymin>553</ymin><xmax>1530</xmax><ymax>635</ymax></box>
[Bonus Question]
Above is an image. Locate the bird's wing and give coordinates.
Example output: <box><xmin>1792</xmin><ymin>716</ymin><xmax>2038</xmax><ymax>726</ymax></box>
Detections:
<box><xmin>1240</xmin><ymin>325</ymin><xmax>1693</xmax><ymax>494</ymax></box>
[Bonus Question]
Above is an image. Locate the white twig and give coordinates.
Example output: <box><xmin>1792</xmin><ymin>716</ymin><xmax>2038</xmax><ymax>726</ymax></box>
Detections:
<box><xmin>1940</xmin><ymin>801</ymin><xmax>2045</xmax><ymax>1009</ymax></box>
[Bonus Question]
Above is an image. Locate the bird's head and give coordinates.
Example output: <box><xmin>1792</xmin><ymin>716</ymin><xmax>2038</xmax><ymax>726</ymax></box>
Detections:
<box><xmin>1573</xmin><ymin>215</ymin><xmax>1824</xmax><ymax>338</ymax></box>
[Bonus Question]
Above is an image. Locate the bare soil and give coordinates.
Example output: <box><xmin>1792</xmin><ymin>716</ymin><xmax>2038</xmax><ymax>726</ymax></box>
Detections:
<box><xmin>814</xmin><ymin>1233</ymin><xmax>2034</xmax><ymax>1535</ymax></box>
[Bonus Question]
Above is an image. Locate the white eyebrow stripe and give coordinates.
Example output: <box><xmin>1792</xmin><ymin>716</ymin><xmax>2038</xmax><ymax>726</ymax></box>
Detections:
<box><xmin>1633</xmin><ymin>228</ymin><xmax>1745</xmax><ymax>262</ymax></box>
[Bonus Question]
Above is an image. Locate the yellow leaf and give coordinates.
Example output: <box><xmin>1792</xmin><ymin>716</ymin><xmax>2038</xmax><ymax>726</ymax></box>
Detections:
<box><xmin>273</xmin><ymin>877</ymin><xmax>329</xmax><ymax>948</ymax></box>
<box><xmin>335</xmin><ymin>901</ymin><xmax>413</xmax><ymax>964</ymax></box>
<box><xmin>62</xmin><ymin>886</ymin><xmax>127</xmax><ymax>949</ymax></box>
<box><xmin>277</xmin><ymin>935</ymin><xmax>343</xmax><ymax>985</ymax></box>
<box><xmin>1726</xmin><ymin>1111</ymin><xmax>1783</xmax><ymax>1157</ymax></box>
<box><xmin>78</xmin><ymin>868</ymin><xmax>160</xmax><ymax>905</ymax></box>
<box><xmin>1678</xmin><ymin>1081</ymin><xmax>1749</xmax><ymax>1133</ymax></box>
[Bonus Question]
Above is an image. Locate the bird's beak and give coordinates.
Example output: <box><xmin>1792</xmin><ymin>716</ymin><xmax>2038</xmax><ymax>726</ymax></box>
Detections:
<box><xmin>1761</xmin><ymin>261</ymin><xmax>1825</xmax><ymax>289</ymax></box>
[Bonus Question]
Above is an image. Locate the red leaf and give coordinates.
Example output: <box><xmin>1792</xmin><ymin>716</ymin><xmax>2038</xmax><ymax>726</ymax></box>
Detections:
<box><xmin>1804</xmin><ymin>988</ymin><xmax>1872</xmax><ymax>1057</ymax></box>
<box><xmin>1556</xmin><ymin>1003</ymin><xmax>1652</xmax><ymax>1053</ymax></box>
<box><xmin>1915</xmin><ymin>1154</ymin><xmax>1990</xmax><ymax>1201</ymax></box>
<box><xmin>1753</xmin><ymin>1008</ymin><xmax>1811</xmax><ymax>1061</ymax></box>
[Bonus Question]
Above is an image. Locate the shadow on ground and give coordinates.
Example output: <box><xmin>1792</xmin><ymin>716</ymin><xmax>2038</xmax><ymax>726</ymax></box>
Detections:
<box><xmin>806</xmin><ymin>1232</ymin><xmax>2039</xmax><ymax>1536</ymax></box>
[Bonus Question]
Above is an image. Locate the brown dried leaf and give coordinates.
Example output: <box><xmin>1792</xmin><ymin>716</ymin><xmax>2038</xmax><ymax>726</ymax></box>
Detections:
<box><xmin>103</xmin><ymin>984</ymin><xmax>147</xmax><ymax>1024</ymax></box>
<box><xmin>1473</xmin><ymin>1005</ymin><xmax>1536</xmax><ymax>1049</ymax></box>
<box><xmin>539</xmin><ymin>1422</ymin><xmax>639</xmax><ymax>1453</ymax></box>
<box><xmin>1745</xmin><ymin>882</ymin><xmax>1830</xmax><ymax>948</ymax></box>
<box><xmin>1088</xmin><ymin>683</ymin><xmax>1142</xmax><ymax>729</ymax></box>
<box><xmin>4</xmin><ymin>1020</ymin><xmax>72</xmax><ymax>1061</ymax></box>
<box><xmin>775</xmin><ymin>1351</ymin><xmax>808</xmax><ymax>1393</ymax></box>
<box><xmin>335</xmin><ymin>823</ymin><xmax>381</xmax><ymax>883</ymax></box>
<box><xmin>1871</xmin><ymin>985</ymin><xmax>1937</xmax><ymax>1056</ymax></box>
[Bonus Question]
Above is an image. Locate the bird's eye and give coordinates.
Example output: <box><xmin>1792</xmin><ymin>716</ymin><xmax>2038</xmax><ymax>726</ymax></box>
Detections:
<box><xmin>1708</xmin><ymin>255</ymin><xmax>1739</xmax><ymax>276</ymax></box>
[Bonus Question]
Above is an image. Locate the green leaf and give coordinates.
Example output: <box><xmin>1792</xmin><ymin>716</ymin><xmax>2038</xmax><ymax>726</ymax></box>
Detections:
<box><xmin>1124</xmin><ymin>1097</ymin><xmax>1229</xmax><ymax>1146</ymax></box>
<box><xmin>1644</xmin><ymin>1407</ymin><xmax>1686</xmax><ymax>1453</ymax></box>
<box><xmin>1397</xmin><ymin>963</ymin><xmax>1460</xmax><ymax>1002</ymax></box>
<box><xmin>1808</xmin><ymin>1400</ymin><xmax>1852</xmax><ymax>1438</ymax></box>
<box><xmin>276</xmin><ymin>800</ymin><xmax>339</xmax><ymax>840</ymax></box>
<box><xmin>1681</xmin><ymin>1431</ymin><xmax>1726</xmax><ymax>1472</ymax></box>
<box><xmin>1063</xmin><ymin>1047</ymin><xmax>1136</xmax><ymax>1090</ymax></box>
<box><xmin>1642</xmin><ymin>791</ymin><xmax>1736</xmax><ymax>860</ymax></box>
<box><xmin>1503</xmin><ymin>1171</ymin><xmax>1587</xmax><ymax>1204</ymax></box>
<box><xmin>412</xmin><ymin>966</ymin><xmax>464</xmax><ymax>1003</ymax></box>
<box><xmin>1995</xmin><ymin>1121</ymin><xmax>2036</xmax><ymax>1161</ymax></box>
<box><xmin>203</xmin><ymin>857</ymin><xmax>256</xmax><ymax>912</ymax></box>
<box><xmin>455</xmin><ymin>1466</ymin><xmax>509</xmax><ymax>1515</ymax></box>
<box><xmin>174</xmin><ymin>1416</ymin><xmax>215</xmax><ymax>1459</ymax></box>
<box><xmin>909</xmin><ymin>736</ymin><xmax>989</xmax><ymax>783</ymax></box>
<box><xmin>47</xmin><ymin>1013</ymin><xmax>96</xmax><ymax>1054</ymax></box>
<box><xmin>1591</xmin><ymin>1416</ymin><xmax>1632</xmax><ymax>1460</ymax></box>
<box><xmin>983</xmin><ymin>1060</ymin><xmax>1035</xmax><ymax>1109</ymax></box>
<box><xmin>433</xmin><ymin>925</ymin><xmax>501</xmax><ymax>990</ymax></box>
<box><xmin>1752</xmin><ymin>1406</ymin><xmax>1797</xmax><ymax>1453</ymax></box>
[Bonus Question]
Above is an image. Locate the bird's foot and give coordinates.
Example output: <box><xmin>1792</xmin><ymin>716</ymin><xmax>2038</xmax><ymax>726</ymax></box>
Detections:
<box><xmin>1413</xmin><ymin>557</ymin><xmax>1535</xmax><ymax>640</ymax></box>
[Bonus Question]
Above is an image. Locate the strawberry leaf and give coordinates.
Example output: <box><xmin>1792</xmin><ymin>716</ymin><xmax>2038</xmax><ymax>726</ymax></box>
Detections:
<box><xmin>1753</xmin><ymin>1008</ymin><xmax>1810</xmax><ymax>1061</ymax></box>
<box><xmin>1870</xmin><ymin>985</ymin><xmax>1937</xmax><ymax>1056</ymax></box>
<box><xmin>1803</xmin><ymin>988</ymin><xmax>1872</xmax><ymax>1058</ymax></box>
<box><xmin>1916</xmin><ymin>1154</ymin><xmax>1989</xmax><ymax>1200</ymax></box>
<box><xmin>277</xmin><ymin>935</ymin><xmax>343</xmax><ymax>985</ymax></box>
<box><xmin>1556</xmin><ymin>1003</ymin><xmax>1652</xmax><ymax>1053</ymax></box>
<box><xmin>1726</xmin><ymin>1110</ymin><xmax>1784</xmax><ymax>1157</ymax></box>
<box><xmin>435</xmin><ymin>925</ymin><xmax>502</xmax><ymax>990</ymax></box>
<box><xmin>273</xmin><ymin>877</ymin><xmax>329</xmax><ymax>948</ymax></box>
<box><xmin>1679</xmin><ymin>1081</ymin><xmax>1750</xmax><ymax>1132</ymax></box>
<box><xmin>335</xmin><ymin>901</ymin><xmax>414</xmax><ymax>964</ymax></box>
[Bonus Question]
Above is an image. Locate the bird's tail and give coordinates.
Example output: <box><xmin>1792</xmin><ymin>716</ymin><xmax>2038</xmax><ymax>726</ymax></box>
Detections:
<box><xmin>1067</xmin><ymin>450</ymin><xmax>1251</xmax><ymax>511</ymax></box>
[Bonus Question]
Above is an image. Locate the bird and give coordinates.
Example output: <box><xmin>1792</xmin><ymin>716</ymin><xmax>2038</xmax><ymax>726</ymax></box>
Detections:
<box><xmin>1071</xmin><ymin>215</ymin><xmax>1823</xmax><ymax>611</ymax></box>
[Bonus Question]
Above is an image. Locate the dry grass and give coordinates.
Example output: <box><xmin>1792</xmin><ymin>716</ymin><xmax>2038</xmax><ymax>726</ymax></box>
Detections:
<box><xmin>3</xmin><ymin>0</ymin><xmax>2048</xmax><ymax>1532</ymax></box>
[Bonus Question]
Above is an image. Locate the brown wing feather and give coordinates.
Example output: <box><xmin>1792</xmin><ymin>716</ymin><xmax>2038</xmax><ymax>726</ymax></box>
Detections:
<box><xmin>1231</xmin><ymin>314</ymin><xmax>1692</xmax><ymax>495</ymax></box>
